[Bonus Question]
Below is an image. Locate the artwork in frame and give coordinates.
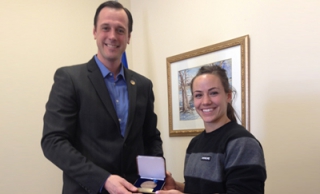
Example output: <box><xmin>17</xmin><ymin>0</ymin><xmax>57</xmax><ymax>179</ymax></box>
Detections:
<box><xmin>166</xmin><ymin>35</ymin><xmax>250</xmax><ymax>137</ymax></box>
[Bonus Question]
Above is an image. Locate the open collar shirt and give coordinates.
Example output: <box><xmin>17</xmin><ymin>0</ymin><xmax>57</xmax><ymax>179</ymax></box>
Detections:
<box><xmin>94</xmin><ymin>55</ymin><xmax>128</xmax><ymax>137</ymax></box>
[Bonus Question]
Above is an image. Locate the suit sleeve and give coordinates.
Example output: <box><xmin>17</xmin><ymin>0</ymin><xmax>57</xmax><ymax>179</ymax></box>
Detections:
<box><xmin>141</xmin><ymin>81</ymin><xmax>163</xmax><ymax>156</ymax></box>
<box><xmin>41</xmin><ymin>68</ymin><xmax>109</xmax><ymax>194</ymax></box>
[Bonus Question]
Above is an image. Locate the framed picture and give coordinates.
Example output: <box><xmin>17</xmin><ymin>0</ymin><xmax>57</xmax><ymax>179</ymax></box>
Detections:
<box><xmin>166</xmin><ymin>35</ymin><xmax>250</xmax><ymax>137</ymax></box>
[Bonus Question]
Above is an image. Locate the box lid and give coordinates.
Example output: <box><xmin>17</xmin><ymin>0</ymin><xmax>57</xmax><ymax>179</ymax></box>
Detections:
<box><xmin>136</xmin><ymin>155</ymin><xmax>166</xmax><ymax>180</ymax></box>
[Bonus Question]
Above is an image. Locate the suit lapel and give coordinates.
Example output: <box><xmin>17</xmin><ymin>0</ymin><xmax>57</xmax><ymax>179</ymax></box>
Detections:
<box><xmin>124</xmin><ymin>68</ymin><xmax>137</xmax><ymax>139</ymax></box>
<box><xmin>86</xmin><ymin>58</ymin><xmax>120</xmax><ymax>129</ymax></box>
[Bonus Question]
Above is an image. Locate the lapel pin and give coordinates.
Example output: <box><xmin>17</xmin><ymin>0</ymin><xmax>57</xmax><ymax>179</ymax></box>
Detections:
<box><xmin>130</xmin><ymin>80</ymin><xmax>135</xmax><ymax>85</ymax></box>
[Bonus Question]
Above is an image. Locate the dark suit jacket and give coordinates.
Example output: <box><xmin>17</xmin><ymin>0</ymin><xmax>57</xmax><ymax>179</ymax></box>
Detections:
<box><xmin>41</xmin><ymin>57</ymin><xmax>163</xmax><ymax>194</ymax></box>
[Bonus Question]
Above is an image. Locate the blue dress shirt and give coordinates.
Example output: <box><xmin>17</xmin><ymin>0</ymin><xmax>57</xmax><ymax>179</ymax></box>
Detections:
<box><xmin>94</xmin><ymin>55</ymin><xmax>128</xmax><ymax>137</ymax></box>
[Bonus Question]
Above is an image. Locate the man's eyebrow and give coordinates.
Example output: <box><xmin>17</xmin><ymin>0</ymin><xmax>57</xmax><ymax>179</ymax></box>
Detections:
<box><xmin>100</xmin><ymin>23</ymin><xmax>109</xmax><ymax>27</ymax></box>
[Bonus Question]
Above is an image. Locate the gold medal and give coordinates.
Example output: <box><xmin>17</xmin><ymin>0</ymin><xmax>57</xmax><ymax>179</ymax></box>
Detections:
<box><xmin>140</xmin><ymin>180</ymin><xmax>157</xmax><ymax>189</ymax></box>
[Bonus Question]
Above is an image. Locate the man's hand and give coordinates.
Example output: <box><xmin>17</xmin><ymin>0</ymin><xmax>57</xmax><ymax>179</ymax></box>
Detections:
<box><xmin>104</xmin><ymin>175</ymin><xmax>138</xmax><ymax>194</ymax></box>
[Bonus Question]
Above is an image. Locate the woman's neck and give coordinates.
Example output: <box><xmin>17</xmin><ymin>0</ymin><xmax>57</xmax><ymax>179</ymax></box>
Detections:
<box><xmin>204</xmin><ymin>117</ymin><xmax>231</xmax><ymax>133</ymax></box>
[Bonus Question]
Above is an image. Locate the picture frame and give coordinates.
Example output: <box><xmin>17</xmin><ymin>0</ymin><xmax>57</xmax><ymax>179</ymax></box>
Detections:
<box><xmin>166</xmin><ymin>35</ymin><xmax>250</xmax><ymax>137</ymax></box>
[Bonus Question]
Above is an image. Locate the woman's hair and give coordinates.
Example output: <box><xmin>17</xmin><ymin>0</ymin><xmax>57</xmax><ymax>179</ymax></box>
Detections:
<box><xmin>190</xmin><ymin>65</ymin><xmax>238</xmax><ymax>122</ymax></box>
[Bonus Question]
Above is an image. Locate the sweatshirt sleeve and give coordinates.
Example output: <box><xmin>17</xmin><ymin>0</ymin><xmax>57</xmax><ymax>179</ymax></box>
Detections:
<box><xmin>224</xmin><ymin>137</ymin><xmax>267</xmax><ymax>194</ymax></box>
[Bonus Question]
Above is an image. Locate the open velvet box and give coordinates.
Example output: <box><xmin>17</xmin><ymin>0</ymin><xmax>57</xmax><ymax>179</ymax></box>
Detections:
<box><xmin>134</xmin><ymin>155</ymin><xmax>166</xmax><ymax>193</ymax></box>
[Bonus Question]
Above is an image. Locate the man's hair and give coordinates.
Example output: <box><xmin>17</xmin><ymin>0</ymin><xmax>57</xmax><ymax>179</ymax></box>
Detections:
<box><xmin>94</xmin><ymin>1</ymin><xmax>133</xmax><ymax>33</ymax></box>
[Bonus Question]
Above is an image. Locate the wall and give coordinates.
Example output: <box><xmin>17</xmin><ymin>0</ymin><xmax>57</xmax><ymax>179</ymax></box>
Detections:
<box><xmin>0</xmin><ymin>0</ymin><xmax>101</xmax><ymax>193</ymax></box>
<box><xmin>129</xmin><ymin>0</ymin><xmax>320</xmax><ymax>193</ymax></box>
<box><xmin>0</xmin><ymin>0</ymin><xmax>319</xmax><ymax>193</ymax></box>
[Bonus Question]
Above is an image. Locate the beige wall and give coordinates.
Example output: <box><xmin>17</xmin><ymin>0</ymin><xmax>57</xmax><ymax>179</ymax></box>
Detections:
<box><xmin>0</xmin><ymin>0</ymin><xmax>101</xmax><ymax>193</ymax></box>
<box><xmin>1</xmin><ymin>0</ymin><xmax>319</xmax><ymax>193</ymax></box>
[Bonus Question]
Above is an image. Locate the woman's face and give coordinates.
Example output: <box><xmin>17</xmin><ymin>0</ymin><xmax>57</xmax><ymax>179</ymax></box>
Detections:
<box><xmin>192</xmin><ymin>74</ymin><xmax>231</xmax><ymax>127</ymax></box>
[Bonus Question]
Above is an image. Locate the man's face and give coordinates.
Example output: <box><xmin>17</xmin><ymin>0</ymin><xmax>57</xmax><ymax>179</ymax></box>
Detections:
<box><xmin>93</xmin><ymin>7</ymin><xmax>130</xmax><ymax>65</ymax></box>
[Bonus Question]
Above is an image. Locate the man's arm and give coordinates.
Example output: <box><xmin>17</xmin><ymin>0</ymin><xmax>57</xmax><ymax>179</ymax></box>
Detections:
<box><xmin>41</xmin><ymin>67</ymin><xmax>109</xmax><ymax>193</ymax></box>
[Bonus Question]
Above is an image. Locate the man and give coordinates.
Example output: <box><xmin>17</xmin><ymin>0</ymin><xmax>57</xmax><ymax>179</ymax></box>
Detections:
<box><xmin>41</xmin><ymin>1</ymin><xmax>163</xmax><ymax>194</ymax></box>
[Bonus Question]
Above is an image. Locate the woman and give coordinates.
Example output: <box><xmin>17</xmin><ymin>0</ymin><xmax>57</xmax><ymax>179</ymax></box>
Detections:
<box><xmin>157</xmin><ymin>65</ymin><xmax>266</xmax><ymax>194</ymax></box>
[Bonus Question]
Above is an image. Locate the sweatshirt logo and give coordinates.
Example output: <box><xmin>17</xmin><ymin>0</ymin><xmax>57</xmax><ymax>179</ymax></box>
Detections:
<box><xmin>201</xmin><ymin>156</ymin><xmax>211</xmax><ymax>161</ymax></box>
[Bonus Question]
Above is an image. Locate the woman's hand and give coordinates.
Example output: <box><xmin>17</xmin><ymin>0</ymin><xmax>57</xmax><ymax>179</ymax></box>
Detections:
<box><xmin>162</xmin><ymin>171</ymin><xmax>176</xmax><ymax>190</ymax></box>
<box><xmin>156</xmin><ymin>189</ymin><xmax>183</xmax><ymax>194</ymax></box>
